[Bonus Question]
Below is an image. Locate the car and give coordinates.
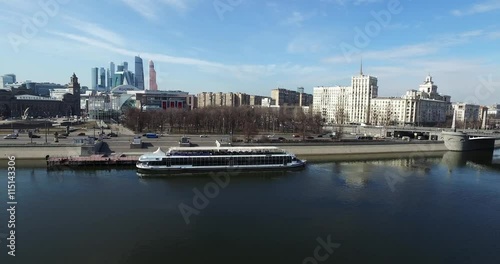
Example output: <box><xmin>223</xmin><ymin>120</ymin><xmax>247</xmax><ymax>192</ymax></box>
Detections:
<box><xmin>278</xmin><ymin>137</ymin><xmax>285</xmax><ymax>141</ymax></box>
<box><xmin>293</xmin><ymin>134</ymin><xmax>300</xmax><ymax>138</ymax></box>
<box><xmin>401</xmin><ymin>136</ymin><xmax>411</xmax><ymax>141</ymax></box>
<box><xmin>317</xmin><ymin>134</ymin><xmax>323</xmax><ymax>137</ymax></box>
<box><xmin>107</xmin><ymin>132</ymin><xmax>118</xmax><ymax>137</ymax></box>
<box><xmin>306</xmin><ymin>136</ymin><xmax>314</xmax><ymax>139</ymax></box>
<box><xmin>145</xmin><ymin>133</ymin><xmax>158</xmax><ymax>138</ymax></box>
<box><xmin>29</xmin><ymin>134</ymin><xmax>41</xmax><ymax>138</ymax></box>
<box><xmin>3</xmin><ymin>134</ymin><xmax>17</xmax><ymax>139</ymax></box>
<box><xmin>77</xmin><ymin>132</ymin><xmax>86</xmax><ymax>136</ymax></box>
<box><xmin>199</xmin><ymin>135</ymin><xmax>208</xmax><ymax>138</ymax></box>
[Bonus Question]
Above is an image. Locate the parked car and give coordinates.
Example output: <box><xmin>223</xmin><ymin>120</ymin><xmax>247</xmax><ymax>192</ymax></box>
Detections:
<box><xmin>199</xmin><ymin>135</ymin><xmax>208</xmax><ymax>138</ymax></box>
<box><xmin>306</xmin><ymin>136</ymin><xmax>314</xmax><ymax>139</ymax></box>
<box><xmin>293</xmin><ymin>134</ymin><xmax>300</xmax><ymax>138</ymax></box>
<box><xmin>317</xmin><ymin>134</ymin><xmax>323</xmax><ymax>137</ymax></box>
<box><xmin>278</xmin><ymin>137</ymin><xmax>285</xmax><ymax>141</ymax></box>
<box><xmin>77</xmin><ymin>132</ymin><xmax>86</xmax><ymax>136</ymax></box>
<box><xmin>3</xmin><ymin>134</ymin><xmax>17</xmax><ymax>139</ymax></box>
<box><xmin>29</xmin><ymin>134</ymin><xmax>41</xmax><ymax>138</ymax></box>
<box><xmin>107</xmin><ymin>132</ymin><xmax>118</xmax><ymax>137</ymax></box>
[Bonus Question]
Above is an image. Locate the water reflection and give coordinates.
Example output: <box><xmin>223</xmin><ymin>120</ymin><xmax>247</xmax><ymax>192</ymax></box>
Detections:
<box><xmin>441</xmin><ymin>150</ymin><xmax>500</xmax><ymax>172</ymax></box>
<box><xmin>332</xmin><ymin>156</ymin><xmax>438</xmax><ymax>189</ymax></box>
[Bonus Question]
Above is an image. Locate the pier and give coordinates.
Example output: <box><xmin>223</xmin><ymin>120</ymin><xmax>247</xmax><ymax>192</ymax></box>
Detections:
<box><xmin>46</xmin><ymin>154</ymin><xmax>138</xmax><ymax>169</ymax></box>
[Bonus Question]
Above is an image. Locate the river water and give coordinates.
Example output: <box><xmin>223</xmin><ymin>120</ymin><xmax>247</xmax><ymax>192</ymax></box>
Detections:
<box><xmin>1</xmin><ymin>150</ymin><xmax>500</xmax><ymax>263</ymax></box>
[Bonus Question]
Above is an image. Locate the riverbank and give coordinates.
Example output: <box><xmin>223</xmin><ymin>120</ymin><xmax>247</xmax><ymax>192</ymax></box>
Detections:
<box><xmin>0</xmin><ymin>141</ymin><xmax>446</xmax><ymax>159</ymax></box>
<box><xmin>1</xmin><ymin>140</ymin><xmax>499</xmax><ymax>161</ymax></box>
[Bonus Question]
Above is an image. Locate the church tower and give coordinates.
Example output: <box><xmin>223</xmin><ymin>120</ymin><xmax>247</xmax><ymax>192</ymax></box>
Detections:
<box><xmin>68</xmin><ymin>73</ymin><xmax>81</xmax><ymax>95</ymax></box>
<box><xmin>66</xmin><ymin>73</ymin><xmax>81</xmax><ymax>116</ymax></box>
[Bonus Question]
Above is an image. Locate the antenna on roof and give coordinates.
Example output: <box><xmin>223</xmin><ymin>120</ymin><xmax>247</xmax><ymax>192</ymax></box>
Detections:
<box><xmin>360</xmin><ymin>56</ymin><xmax>363</xmax><ymax>76</ymax></box>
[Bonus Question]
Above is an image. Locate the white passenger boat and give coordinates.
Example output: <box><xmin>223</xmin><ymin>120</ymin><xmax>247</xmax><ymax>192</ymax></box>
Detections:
<box><xmin>136</xmin><ymin>146</ymin><xmax>306</xmax><ymax>174</ymax></box>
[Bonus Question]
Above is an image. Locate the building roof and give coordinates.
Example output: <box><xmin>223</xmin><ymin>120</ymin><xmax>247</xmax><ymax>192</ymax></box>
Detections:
<box><xmin>111</xmin><ymin>85</ymin><xmax>141</xmax><ymax>94</ymax></box>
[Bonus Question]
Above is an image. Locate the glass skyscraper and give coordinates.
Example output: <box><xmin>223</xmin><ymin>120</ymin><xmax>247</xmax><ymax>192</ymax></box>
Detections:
<box><xmin>91</xmin><ymin>67</ymin><xmax>99</xmax><ymax>90</ymax></box>
<box><xmin>134</xmin><ymin>56</ymin><xmax>145</xmax><ymax>90</ymax></box>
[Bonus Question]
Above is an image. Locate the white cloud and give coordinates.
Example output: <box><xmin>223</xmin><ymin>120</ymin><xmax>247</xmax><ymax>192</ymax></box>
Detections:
<box><xmin>121</xmin><ymin>0</ymin><xmax>196</xmax><ymax>19</ymax></box>
<box><xmin>322</xmin><ymin>30</ymin><xmax>490</xmax><ymax>64</ymax></box>
<box><xmin>47</xmin><ymin>30</ymin><xmax>324</xmax><ymax>80</ymax></box>
<box><xmin>451</xmin><ymin>0</ymin><xmax>500</xmax><ymax>16</ymax></box>
<box><xmin>287</xmin><ymin>36</ymin><xmax>326</xmax><ymax>54</ymax></box>
<box><xmin>320</xmin><ymin>0</ymin><xmax>382</xmax><ymax>6</ymax></box>
<box><xmin>281</xmin><ymin>11</ymin><xmax>305</xmax><ymax>26</ymax></box>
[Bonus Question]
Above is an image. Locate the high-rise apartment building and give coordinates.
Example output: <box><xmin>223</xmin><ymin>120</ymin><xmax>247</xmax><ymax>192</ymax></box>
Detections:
<box><xmin>271</xmin><ymin>87</ymin><xmax>312</xmax><ymax>107</ymax></box>
<box><xmin>149</xmin><ymin>60</ymin><xmax>158</xmax><ymax>91</ymax></box>
<box><xmin>313</xmin><ymin>64</ymin><xmax>378</xmax><ymax>124</ymax></box>
<box><xmin>197</xmin><ymin>92</ymin><xmax>266</xmax><ymax>108</ymax></box>
<box><xmin>134</xmin><ymin>56</ymin><xmax>145</xmax><ymax>90</ymax></box>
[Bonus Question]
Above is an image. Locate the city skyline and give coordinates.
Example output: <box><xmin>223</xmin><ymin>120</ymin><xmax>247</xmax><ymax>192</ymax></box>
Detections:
<box><xmin>1</xmin><ymin>0</ymin><xmax>500</xmax><ymax>104</ymax></box>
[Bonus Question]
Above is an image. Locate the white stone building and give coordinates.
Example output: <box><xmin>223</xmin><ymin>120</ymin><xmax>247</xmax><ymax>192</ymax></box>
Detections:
<box><xmin>452</xmin><ymin>103</ymin><xmax>480</xmax><ymax>124</ymax></box>
<box><xmin>314</xmin><ymin>73</ymin><xmax>451</xmax><ymax>126</ymax></box>
<box><xmin>487</xmin><ymin>104</ymin><xmax>500</xmax><ymax>118</ymax></box>
<box><xmin>313</xmin><ymin>86</ymin><xmax>351</xmax><ymax>124</ymax></box>
<box><xmin>313</xmin><ymin>66</ymin><xmax>378</xmax><ymax>124</ymax></box>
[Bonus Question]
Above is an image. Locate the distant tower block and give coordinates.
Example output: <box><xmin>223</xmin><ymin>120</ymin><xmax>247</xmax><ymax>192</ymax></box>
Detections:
<box><xmin>149</xmin><ymin>60</ymin><xmax>158</xmax><ymax>91</ymax></box>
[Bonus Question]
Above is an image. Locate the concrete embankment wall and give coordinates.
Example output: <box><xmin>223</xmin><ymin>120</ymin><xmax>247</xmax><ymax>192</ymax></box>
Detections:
<box><xmin>0</xmin><ymin>145</ymin><xmax>85</xmax><ymax>159</ymax></box>
<box><xmin>282</xmin><ymin>142</ymin><xmax>447</xmax><ymax>156</ymax></box>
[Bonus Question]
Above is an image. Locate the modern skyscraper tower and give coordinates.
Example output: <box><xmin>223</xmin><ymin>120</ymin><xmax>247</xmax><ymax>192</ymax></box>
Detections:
<box><xmin>99</xmin><ymin>67</ymin><xmax>106</xmax><ymax>88</ymax></box>
<box><xmin>149</xmin><ymin>60</ymin><xmax>158</xmax><ymax>91</ymax></box>
<box><xmin>91</xmin><ymin>67</ymin><xmax>98</xmax><ymax>90</ymax></box>
<box><xmin>109</xmin><ymin>62</ymin><xmax>115</xmax><ymax>88</ymax></box>
<box><xmin>135</xmin><ymin>56</ymin><xmax>145</xmax><ymax>90</ymax></box>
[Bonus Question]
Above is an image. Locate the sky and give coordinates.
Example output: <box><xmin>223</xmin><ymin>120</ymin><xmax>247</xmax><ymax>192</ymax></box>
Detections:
<box><xmin>1</xmin><ymin>0</ymin><xmax>500</xmax><ymax>104</ymax></box>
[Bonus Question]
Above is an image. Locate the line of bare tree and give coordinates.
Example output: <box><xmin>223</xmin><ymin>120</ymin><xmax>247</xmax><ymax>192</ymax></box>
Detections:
<box><xmin>122</xmin><ymin>106</ymin><xmax>323</xmax><ymax>141</ymax></box>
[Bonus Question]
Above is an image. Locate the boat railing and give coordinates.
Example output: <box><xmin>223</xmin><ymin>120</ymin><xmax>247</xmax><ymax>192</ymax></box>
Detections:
<box><xmin>168</xmin><ymin>150</ymin><xmax>287</xmax><ymax>156</ymax></box>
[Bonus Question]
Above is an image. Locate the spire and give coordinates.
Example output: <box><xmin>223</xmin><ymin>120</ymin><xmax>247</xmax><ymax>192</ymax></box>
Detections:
<box><xmin>360</xmin><ymin>57</ymin><xmax>363</xmax><ymax>76</ymax></box>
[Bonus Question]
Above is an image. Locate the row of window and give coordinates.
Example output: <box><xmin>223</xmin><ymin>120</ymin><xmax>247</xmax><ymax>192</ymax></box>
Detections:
<box><xmin>144</xmin><ymin>156</ymin><xmax>294</xmax><ymax>167</ymax></box>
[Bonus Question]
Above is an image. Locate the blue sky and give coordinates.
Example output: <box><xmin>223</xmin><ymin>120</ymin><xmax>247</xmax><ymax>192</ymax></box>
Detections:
<box><xmin>1</xmin><ymin>0</ymin><xmax>500</xmax><ymax>104</ymax></box>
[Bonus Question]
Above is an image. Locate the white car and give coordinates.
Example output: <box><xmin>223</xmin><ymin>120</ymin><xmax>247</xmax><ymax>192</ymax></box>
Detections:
<box><xmin>199</xmin><ymin>135</ymin><xmax>208</xmax><ymax>138</ymax></box>
<box><xmin>3</xmin><ymin>134</ymin><xmax>18</xmax><ymax>139</ymax></box>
